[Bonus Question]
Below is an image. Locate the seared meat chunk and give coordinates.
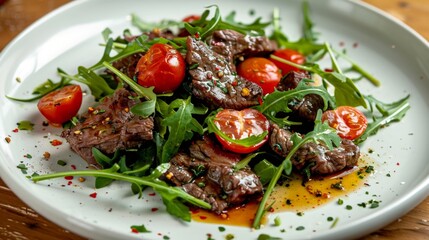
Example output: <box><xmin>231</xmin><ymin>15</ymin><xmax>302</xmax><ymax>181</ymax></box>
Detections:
<box><xmin>111</xmin><ymin>53</ymin><xmax>143</xmax><ymax>79</ymax></box>
<box><xmin>269</xmin><ymin>124</ymin><xmax>359</xmax><ymax>175</ymax></box>
<box><xmin>165</xmin><ymin>135</ymin><xmax>263</xmax><ymax>213</ymax></box>
<box><xmin>61</xmin><ymin>88</ymin><xmax>154</xmax><ymax>168</ymax></box>
<box><xmin>276</xmin><ymin>71</ymin><xmax>312</xmax><ymax>91</ymax></box>
<box><xmin>277</xmin><ymin>71</ymin><xmax>325</xmax><ymax>123</ymax></box>
<box><xmin>208</xmin><ymin>30</ymin><xmax>277</xmax><ymax>62</ymax></box>
<box><xmin>186</xmin><ymin>36</ymin><xmax>263</xmax><ymax>110</ymax></box>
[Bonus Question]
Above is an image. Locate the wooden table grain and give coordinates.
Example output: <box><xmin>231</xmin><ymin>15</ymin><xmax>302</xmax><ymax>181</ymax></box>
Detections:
<box><xmin>0</xmin><ymin>0</ymin><xmax>428</xmax><ymax>239</ymax></box>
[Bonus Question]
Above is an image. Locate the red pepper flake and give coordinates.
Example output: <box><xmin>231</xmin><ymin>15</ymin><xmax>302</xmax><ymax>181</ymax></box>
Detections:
<box><xmin>50</xmin><ymin>139</ymin><xmax>63</xmax><ymax>146</ymax></box>
<box><xmin>12</xmin><ymin>128</ymin><xmax>18</xmax><ymax>133</ymax></box>
<box><xmin>324</xmin><ymin>68</ymin><xmax>333</xmax><ymax>72</ymax></box>
<box><xmin>64</xmin><ymin>176</ymin><xmax>74</xmax><ymax>180</ymax></box>
<box><xmin>151</xmin><ymin>208</ymin><xmax>159</xmax><ymax>212</ymax></box>
<box><xmin>67</xmin><ymin>181</ymin><xmax>73</xmax><ymax>186</ymax></box>
<box><xmin>199</xmin><ymin>215</ymin><xmax>207</xmax><ymax>220</ymax></box>
<box><xmin>89</xmin><ymin>192</ymin><xmax>97</xmax><ymax>198</ymax></box>
<box><xmin>396</xmin><ymin>162</ymin><xmax>400</xmax><ymax>166</ymax></box>
<box><xmin>131</xmin><ymin>228</ymin><xmax>139</xmax><ymax>234</ymax></box>
<box><xmin>194</xmin><ymin>32</ymin><xmax>200</xmax><ymax>39</ymax></box>
<box><xmin>258</xmin><ymin>96</ymin><xmax>263</xmax><ymax>106</ymax></box>
<box><xmin>148</xmin><ymin>192</ymin><xmax>156</xmax><ymax>196</ymax></box>
<box><xmin>71</xmin><ymin>164</ymin><xmax>76</xmax><ymax>170</ymax></box>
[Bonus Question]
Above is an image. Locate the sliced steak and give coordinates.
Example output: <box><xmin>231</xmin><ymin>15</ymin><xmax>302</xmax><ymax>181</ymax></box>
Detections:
<box><xmin>186</xmin><ymin>36</ymin><xmax>262</xmax><ymax>110</ymax></box>
<box><xmin>277</xmin><ymin>71</ymin><xmax>325</xmax><ymax>123</ymax></box>
<box><xmin>269</xmin><ymin>124</ymin><xmax>360</xmax><ymax>175</ymax></box>
<box><xmin>61</xmin><ymin>88</ymin><xmax>154</xmax><ymax>168</ymax></box>
<box><xmin>164</xmin><ymin>135</ymin><xmax>263</xmax><ymax>213</ymax></box>
<box><xmin>208</xmin><ymin>30</ymin><xmax>277</xmax><ymax>62</ymax></box>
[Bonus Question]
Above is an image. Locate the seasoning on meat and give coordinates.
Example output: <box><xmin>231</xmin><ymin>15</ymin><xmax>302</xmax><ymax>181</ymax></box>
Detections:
<box><xmin>61</xmin><ymin>88</ymin><xmax>154</xmax><ymax>168</ymax></box>
<box><xmin>269</xmin><ymin>124</ymin><xmax>360</xmax><ymax>174</ymax></box>
<box><xmin>164</xmin><ymin>135</ymin><xmax>263</xmax><ymax>214</ymax></box>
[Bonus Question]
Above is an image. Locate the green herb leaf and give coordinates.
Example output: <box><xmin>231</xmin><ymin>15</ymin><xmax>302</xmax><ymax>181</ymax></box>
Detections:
<box><xmin>253</xmin><ymin>160</ymin><xmax>277</xmax><ymax>185</ymax></box>
<box><xmin>32</xmin><ymin>163</ymin><xmax>211</xmax><ymax>222</ymax></box>
<box><xmin>355</xmin><ymin>95</ymin><xmax>410</xmax><ymax>144</ymax></box>
<box><xmin>160</xmin><ymin>97</ymin><xmax>196</xmax><ymax>163</ymax></box>
<box><xmin>257</xmin><ymin>234</ymin><xmax>282</xmax><ymax>240</ymax></box>
<box><xmin>130</xmin><ymin>224</ymin><xmax>151</xmax><ymax>233</ymax></box>
<box><xmin>234</xmin><ymin>152</ymin><xmax>264</xmax><ymax>171</ymax></box>
<box><xmin>252</xmin><ymin>110</ymin><xmax>340</xmax><ymax>229</ymax></box>
<box><xmin>90</xmin><ymin>36</ymin><xmax>150</xmax><ymax>71</ymax></box>
<box><xmin>6</xmin><ymin>78</ymin><xmax>69</xmax><ymax>102</ymax></box>
<box><xmin>17</xmin><ymin>120</ymin><xmax>34</xmax><ymax>131</ymax></box>
<box><xmin>257</xmin><ymin>78</ymin><xmax>333</xmax><ymax>127</ymax></box>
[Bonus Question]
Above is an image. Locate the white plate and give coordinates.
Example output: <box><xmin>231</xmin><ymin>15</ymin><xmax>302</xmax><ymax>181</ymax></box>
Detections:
<box><xmin>1</xmin><ymin>0</ymin><xmax>428</xmax><ymax>239</ymax></box>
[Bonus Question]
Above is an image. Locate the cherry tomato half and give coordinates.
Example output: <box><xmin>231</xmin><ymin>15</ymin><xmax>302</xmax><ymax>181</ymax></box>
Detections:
<box><xmin>182</xmin><ymin>15</ymin><xmax>200</xmax><ymax>23</ymax></box>
<box><xmin>322</xmin><ymin>106</ymin><xmax>368</xmax><ymax>140</ymax></box>
<box><xmin>271</xmin><ymin>49</ymin><xmax>306</xmax><ymax>75</ymax></box>
<box><xmin>37</xmin><ymin>85</ymin><xmax>83</xmax><ymax>125</ymax></box>
<box><xmin>213</xmin><ymin>108</ymin><xmax>270</xmax><ymax>154</ymax></box>
<box><xmin>237</xmin><ymin>57</ymin><xmax>282</xmax><ymax>95</ymax></box>
<box><xmin>135</xmin><ymin>43</ymin><xmax>186</xmax><ymax>94</ymax></box>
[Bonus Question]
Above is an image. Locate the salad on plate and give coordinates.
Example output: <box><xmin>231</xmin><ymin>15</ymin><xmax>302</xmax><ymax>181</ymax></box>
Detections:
<box><xmin>6</xmin><ymin>1</ymin><xmax>411</xmax><ymax>234</ymax></box>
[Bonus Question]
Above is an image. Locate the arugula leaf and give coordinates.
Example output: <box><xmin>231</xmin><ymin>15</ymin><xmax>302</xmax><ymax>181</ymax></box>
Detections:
<box><xmin>31</xmin><ymin>163</ymin><xmax>211</xmax><ymax>222</ymax></box>
<box><xmin>355</xmin><ymin>95</ymin><xmax>410</xmax><ymax>144</ymax></box>
<box><xmin>234</xmin><ymin>152</ymin><xmax>264</xmax><ymax>171</ymax></box>
<box><xmin>253</xmin><ymin>160</ymin><xmax>277</xmax><ymax>185</ymax></box>
<box><xmin>184</xmin><ymin>5</ymin><xmax>270</xmax><ymax>40</ymax></box>
<box><xmin>130</xmin><ymin>224</ymin><xmax>151</xmax><ymax>233</ymax></box>
<box><xmin>90</xmin><ymin>35</ymin><xmax>150</xmax><ymax>71</ymax></box>
<box><xmin>252</xmin><ymin>110</ymin><xmax>340</xmax><ymax>229</ymax></box>
<box><xmin>6</xmin><ymin>77</ymin><xmax>69</xmax><ymax>102</ymax></box>
<box><xmin>270</xmin><ymin>8</ymin><xmax>324</xmax><ymax>56</ymax></box>
<box><xmin>160</xmin><ymin>97</ymin><xmax>203</xmax><ymax>163</ymax></box>
<box><xmin>302</xmin><ymin>1</ymin><xmax>318</xmax><ymax>43</ymax></box>
<box><xmin>102</xmin><ymin>61</ymin><xmax>156</xmax><ymax>117</ymax></box>
<box><xmin>269</xmin><ymin>54</ymin><xmax>367</xmax><ymax>108</ymax></box>
<box><xmin>256</xmin><ymin>78</ymin><xmax>333</xmax><ymax>127</ymax></box>
<box><xmin>334</xmin><ymin>49</ymin><xmax>381</xmax><ymax>87</ymax></box>
<box><xmin>76</xmin><ymin>66</ymin><xmax>116</xmax><ymax>100</ymax></box>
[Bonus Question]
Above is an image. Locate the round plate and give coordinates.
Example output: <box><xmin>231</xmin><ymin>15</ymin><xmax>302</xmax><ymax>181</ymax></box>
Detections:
<box><xmin>0</xmin><ymin>0</ymin><xmax>428</xmax><ymax>239</ymax></box>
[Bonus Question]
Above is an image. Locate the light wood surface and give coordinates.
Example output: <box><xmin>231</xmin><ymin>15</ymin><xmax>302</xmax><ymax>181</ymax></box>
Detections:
<box><xmin>0</xmin><ymin>0</ymin><xmax>428</xmax><ymax>239</ymax></box>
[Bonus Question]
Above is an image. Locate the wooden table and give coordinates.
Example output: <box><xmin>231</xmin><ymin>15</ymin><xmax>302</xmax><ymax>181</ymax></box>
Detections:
<box><xmin>0</xmin><ymin>0</ymin><xmax>428</xmax><ymax>239</ymax></box>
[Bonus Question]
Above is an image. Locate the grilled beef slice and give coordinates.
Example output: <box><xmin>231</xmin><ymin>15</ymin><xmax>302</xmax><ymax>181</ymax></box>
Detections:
<box><xmin>270</xmin><ymin>124</ymin><xmax>360</xmax><ymax>175</ymax></box>
<box><xmin>208</xmin><ymin>29</ymin><xmax>277</xmax><ymax>63</ymax></box>
<box><xmin>164</xmin><ymin>135</ymin><xmax>263</xmax><ymax>213</ymax></box>
<box><xmin>186</xmin><ymin>36</ymin><xmax>263</xmax><ymax>110</ymax></box>
<box><xmin>61</xmin><ymin>88</ymin><xmax>154</xmax><ymax>168</ymax></box>
<box><xmin>278</xmin><ymin>71</ymin><xmax>325</xmax><ymax>123</ymax></box>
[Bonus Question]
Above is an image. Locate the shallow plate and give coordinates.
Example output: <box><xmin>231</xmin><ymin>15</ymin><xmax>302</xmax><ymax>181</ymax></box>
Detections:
<box><xmin>0</xmin><ymin>0</ymin><xmax>428</xmax><ymax>239</ymax></box>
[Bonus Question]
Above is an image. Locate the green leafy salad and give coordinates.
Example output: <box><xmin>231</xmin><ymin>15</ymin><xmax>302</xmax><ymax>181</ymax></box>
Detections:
<box><xmin>8</xmin><ymin>2</ymin><xmax>410</xmax><ymax>230</ymax></box>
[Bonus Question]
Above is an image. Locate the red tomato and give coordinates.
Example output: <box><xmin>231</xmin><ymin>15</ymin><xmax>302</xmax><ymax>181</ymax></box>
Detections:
<box><xmin>135</xmin><ymin>43</ymin><xmax>186</xmax><ymax>94</ymax></box>
<box><xmin>322</xmin><ymin>106</ymin><xmax>368</xmax><ymax>140</ymax></box>
<box><xmin>182</xmin><ymin>15</ymin><xmax>200</xmax><ymax>23</ymax></box>
<box><xmin>37</xmin><ymin>85</ymin><xmax>83</xmax><ymax>125</ymax></box>
<box><xmin>271</xmin><ymin>49</ymin><xmax>306</xmax><ymax>75</ymax></box>
<box><xmin>237</xmin><ymin>57</ymin><xmax>281</xmax><ymax>94</ymax></box>
<box><xmin>213</xmin><ymin>108</ymin><xmax>270</xmax><ymax>154</ymax></box>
